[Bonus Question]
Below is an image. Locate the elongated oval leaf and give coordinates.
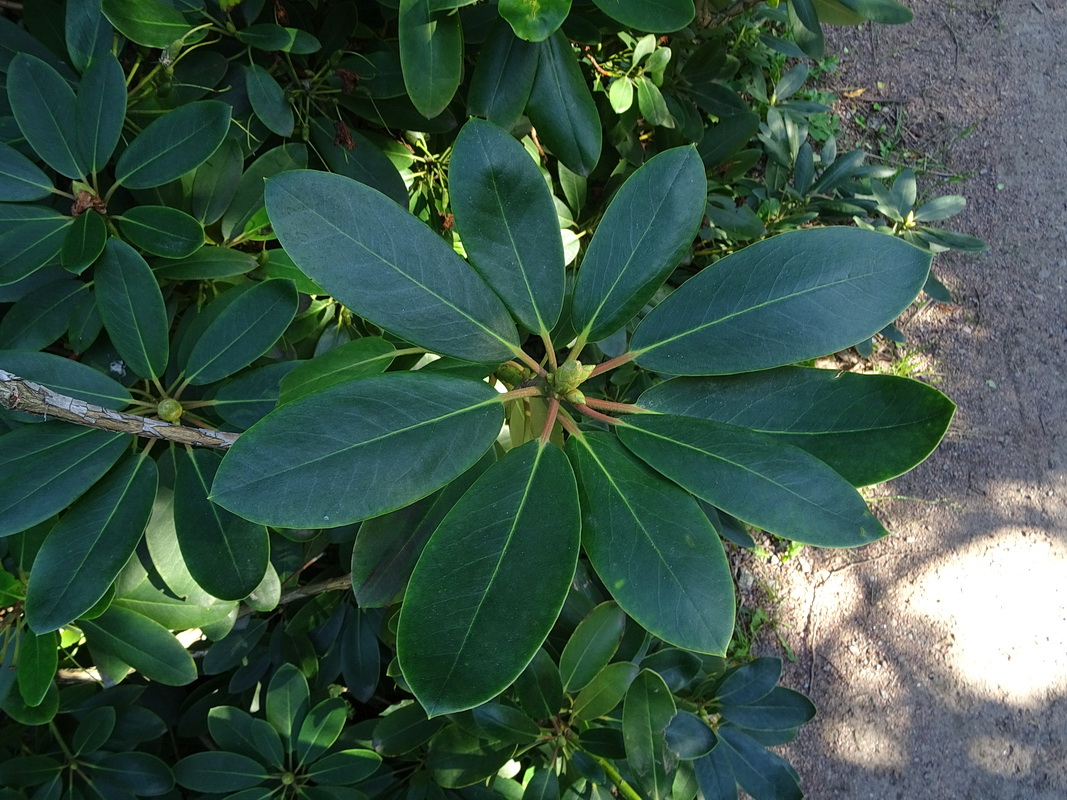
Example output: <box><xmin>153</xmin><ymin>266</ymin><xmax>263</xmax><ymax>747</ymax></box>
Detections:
<box><xmin>467</xmin><ymin>20</ymin><xmax>539</xmax><ymax>130</ymax></box>
<box><xmin>117</xmin><ymin>205</ymin><xmax>204</xmax><ymax>259</ymax></box>
<box><xmin>8</xmin><ymin>53</ymin><xmax>86</xmax><ymax>179</ymax></box>
<box><xmin>0</xmin><ymin>350</ymin><xmax>131</xmax><ymax>408</ymax></box>
<box><xmin>246</xmin><ymin>64</ymin><xmax>294</xmax><ymax>137</ymax></box>
<box><xmin>266</xmin><ymin>170</ymin><xmax>519</xmax><ymax>363</ymax></box>
<box><xmin>222</xmin><ymin>144</ymin><xmax>308</xmax><ymax>242</ymax></box>
<box><xmin>398</xmin><ymin>441</ymin><xmax>580</xmax><ymax>716</ymax></box>
<box><xmin>398</xmin><ymin>0</ymin><xmax>463</xmax><ymax>119</ymax></box>
<box><xmin>114</xmin><ymin>101</ymin><xmax>232</xmax><ymax>190</ymax></box>
<box><xmin>0</xmin><ymin>141</ymin><xmax>54</xmax><ymax>201</ymax></box>
<box><xmin>571</xmin><ymin>661</ymin><xmax>639</xmax><ymax>723</ymax></box>
<box><xmin>632</xmin><ymin>228</ymin><xmax>932</xmax><ymax>374</ymax></box>
<box><xmin>623</xmin><ymin>669</ymin><xmax>676</xmax><ymax>800</ymax></box>
<box><xmin>617</xmin><ymin>414</ymin><xmax>888</xmax><ymax>547</ymax></box>
<box><xmin>152</xmin><ymin>247</ymin><xmax>257</xmax><ymax>281</ymax></box>
<box><xmin>296</xmin><ymin>698</ymin><xmax>347</xmax><ymax>766</ymax></box>
<box><xmin>719</xmin><ymin>686</ymin><xmax>816</xmax><ymax>731</ymax></box>
<box><xmin>190</xmin><ymin>139</ymin><xmax>243</xmax><ymax>225</ymax></box>
<box><xmin>184</xmin><ymin>279</ymin><xmax>297</xmax><ymax>385</ymax></box>
<box><xmin>76</xmin><ymin>54</ymin><xmax>126</xmax><ymax>174</ymax></box>
<box><xmin>0</xmin><ymin>278</ymin><xmax>85</xmax><ymax>350</ymax></box>
<box><xmin>279</xmin><ymin>337</ymin><xmax>395</xmax><ymax>405</ymax></box>
<box><xmin>174</xmin><ymin>752</ymin><xmax>270</xmax><ymax>792</ymax></box>
<box><xmin>88</xmin><ymin>752</ymin><xmax>174</xmax><ymax>796</ymax></box>
<box><xmin>566</xmin><ymin>432</ymin><xmax>734</xmax><ymax>654</ymax></box>
<box><xmin>267</xmin><ymin>663</ymin><xmax>310</xmax><ymax>743</ymax></box>
<box><xmin>307</xmin><ymin>749</ymin><xmax>382</xmax><ymax>787</ymax></box>
<box><xmin>308</xmin><ymin>118</ymin><xmax>408</xmax><ymax>207</ymax></box>
<box><xmin>17</xmin><ymin>630</ymin><xmax>58</xmax><ymax>707</ymax></box>
<box><xmin>0</xmin><ymin>218</ymin><xmax>72</xmax><ymax>284</ymax></box>
<box><xmin>95</xmin><ymin>239</ymin><xmax>169</xmax><ymax>380</ymax></box>
<box><xmin>210</xmin><ymin>361</ymin><xmax>299</xmax><ymax>430</ymax></box>
<box><xmin>528</xmin><ymin>31</ymin><xmax>601</xmax><ymax>176</ymax></box>
<box><xmin>101</xmin><ymin>0</ymin><xmax>191</xmax><ymax>48</ymax></box>
<box><xmin>571</xmin><ymin>147</ymin><xmax>706</xmax><ymax>342</ymax></box>
<box><xmin>66</xmin><ymin>0</ymin><xmax>113</xmax><ymax>73</ymax></box>
<box><xmin>592</xmin><ymin>0</ymin><xmax>694</xmax><ymax>31</ymax></box>
<box><xmin>25</xmin><ymin>453</ymin><xmax>157</xmax><ymax>633</ymax></box>
<box><xmin>175</xmin><ymin>448</ymin><xmax>268</xmax><ymax>601</ymax></box>
<box><xmin>559</xmin><ymin>602</ymin><xmax>626</xmax><ymax>693</ymax></box>
<box><xmin>81</xmin><ymin>604</ymin><xmax>196</xmax><ymax>685</ymax></box>
<box><xmin>450</xmin><ymin>118</ymin><xmax>564</xmax><ymax>334</ymax></box>
<box><xmin>211</xmin><ymin>373</ymin><xmax>503</xmax><ymax>528</ymax></box>
<box><xmin>639</xmin><ymin>369</ymin><xmax>955</xmax><ymax>486</ymax></box>
<box><xmin>714</xmin><ymin>728</ymin><xmax>802</xmax><ymax>800</ymax></box>
<box><xmin>499</xmin><ymin>0</ymin><xmax>570</xmax><ymax>41</ymax></box>
<box><xmin>208</xmin><ymin>707</ymin><xmax>285</xmax><ymax>767</ymax></box>
<box><xmin>61</xmin><ymin>209</ymin><xmax>108</xmax><ymax>273</ymax></box>
<box><xmin>0</xmin><ymin>424</ymin><xmax>127</xmax><ymax>538</ymax></box>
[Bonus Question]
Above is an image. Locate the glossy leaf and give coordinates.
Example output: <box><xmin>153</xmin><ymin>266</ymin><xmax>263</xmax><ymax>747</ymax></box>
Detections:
<box><xmin>470</xmin><ymin>702</ymin><xmax>541</xmax><ymax>744</ymax></box>
<box><xmin>623</xmin><ymin>670</ymin><xmax>677</xmax><ymax>800</ymax></box>
<box><xmin>566</xmin><ymin>433</ymin><xmax>734</xmax><ymax>654</ymax></box>
<box><xmin>307</xmin><ymin>750</ymin><xmax>382</xmax><ymax>786</ymax></box>
<box><xmin>173</xmin><ymin>752</ymin><xmax>270</xmax><ymax>792</ymax></box>
<box><xmin>308</xmin><ymin>118</ymin><xmax>408</xmax><ymax>206</ymax></box>
<box><xmin>95</xmin><ymin>239</ymin><xmax>170</xmax><ymax>380</ymax></box>
<box><xmin>175</xmin><ymin>448</ymin><xmax>269</xmax><ymax>601</ymax></box>
<box><xmin>528</xmin><ymin>31</ymin><xmax>602</xmax><ymax>176</ymax></box>
<box><xmin>8</xmin><ymin>53</ymin><xmax>85</xmax><ymax>179</ymax></box>
<box><xmin>467</xmin><ymin>21</ymin><xmax>539</xmax><ymax>130</ymax></box>
<box><xmin>280</xmin><ymin>337</ymin><xmax>395</xmax><ymax>405</ymax></box>
<box><xmin>720</xmin><ymin>686</ymin><xmax>816</xmax><ymax>731</ymax></box>
<box><xmin>236</xmin><ymin>23</ymin><xmax>321</xmax><ymax>53</ymax></box>
<box><xmin>0</xmin><ymin>278</ymin><xmax>85</xmax><ymax>350</ymax></box>
<box><xmin>190</xmin><ymin>139</ymin><xmax>243</xmax><ymax>225</ymax></box>
<box><xmin>715</xmin><ymin>727</ymin><xmax>802</xmax><ymax>800</ymax></box>
<box><xmin>665</xmin><ymin>711</ymin><xmax>717</xmax><ymax>759</ymax></box>
<box><xmin>715</xmin><ymin>658</ymin><xmax>781</xmax><ymax>706</ymax></box>
<box><xmin>372</xmin><ymin>701</ymin><xmax>446</xmax><ymax>756</ymax></box>
<box><xmin>266</xmin><ymin>663</ymin><xmax>310</xmax><ymax>743</ymax></box>
<box><xmin>1</xmin><ymin>677</ymin><xmax>58</xmax><ymax>725</ymax></box>
<box><xmin>426</xmin><ymin>725</ymin><xmax>514</xmax><ymax>788</ymax></box>
<box><xmin>570</xmin><ymin>661</ymin><xmax>639</xmax><ymax>723</ymax></box>
<box><xmin>618</xmin><ymin>414</ymin><xmax>889</xmax><ymax>547</ymax></box>
<box><xmin>153</xmin><ymin>247</ymin><xmax>258</xmax><ymax>281</ymax></box>
<box><xmin>113</xmin><ymin>579</ymin><xmax>236</xmax><ymax>631</ymax></box>
<box><xmin>0</xmin><ymin>755</ymin><xmax>62</xmax><ymax>788</ymax></box>
<box><xmin>639</xmin><ymin>369</ymin><xmax>955</xmax><ymax>486</ymax></box>
<box><xmin>61</xmin><ymin>210</ymin><xmax>107</xmax><ymax>273</ymax></box>
<box><xmin>76</xmin><ymin>54</ymin><xmax>125</xmax><ymax>174</ymax></box>
<box><xmin>246</xmin><ymin>64</ymin><xmax>294</xmax><ymax>137</ymax></box>
<box><xmin>72</xmin><ymin>706</ymin><xmax>117</xmax><ymax>756</ymax></box>
<box><xmin>296</xmin><ymin>698</ymin><xmax>347</xmax><ymax>766</ymax></box>
<box><xmin>81</xmin><ymin>604</ymin><xmax>196</xmax><ymax>685</ymax></box>
<box><xmin>513</xmin><ymin>648</ymin><xmax>563</xmax><ymax>721</ymax></box>
<box><xmin>450</xmin><ymin>118</ymin><xmax>565</xmax><ymax>334</ymax></box>
<box><xmin>340</xmin><ymin>606</ymin><xmax>379</xmax><ymax>703</ymax></box>
<box><xmin>571</xmin><ymin>147</ymin><xmax>706</xmax><ymax>342</ymax></box>
<box><xmin>559</xmin><ymin>602</ymin><xmax>626</xmax><ymax>693</ymax></box>
<box><xmin>25</xmin><ymin>453</ymin><xmax>157</xmax><ymax>633</ymax></box>
<box><xmin>499</xmin><ymin>0</ymin><xmax>570</xmax><ymax>41</ymax></box>
<box><xmin>223</xmin><ymin>144</ymin><xmax>307</xmax><ymax>242</ymax></box>
<box><xmin>0</xmin><ymin>424</ymin><xmax>127</xmax><ymax>538</ymax></box>
<box><xmin>208</xmin><ymin>707</ymin><xmax>285</xmax><ymax>768</ymax></box>
<box><xmin>632</xmin><ymin>228</ymin><xmax>933</xmax><ymax>374</ymax></box>
<box><xmin>398</xmin><ymin>441</ymin><xmax>580</xmax><ymax>716</ymax></box>
<box><xmin>693</xmin><ymin>745</ymin><xmax>736</xmax><ymax>800</ymax></box>
<box><xmin>592</xmin><ymin>0</ymin><xmax>694</xmax><ymax>31</ymax></box>
<box><xmin>114</xmin><ymin>101</ymin><xmax>232</xmax><ymax>190</ymax></box>
<box><xmin>0</xmin><ymin>141</ymin><xmax>54</xmax><ymax>201</ymax></box>
<box><xmin>0</xmin><ymin>218</ymin><xmax>70</xmax><ymax>285</ymax></box>
<box><xmin>523</xmin><ymin>768</ymin><xmax>560</xmax><ymax>800</ymax></box>
<box><xmin>101</xmin><ymin>0</ymin><xmax>191</xmax><ymax>47</ymax></box>
<box><xmin>398</xmin><ymin>0</ymin><xmax>463</xmax><ymax>119</ymax></box>
<box><xmin>117</xmin><ymin>206</ymin><xmax>203</xmax><ymax>259</ymax></box>
<box><xmin>17</xmin><ymin>630</ymin><xmax>58</xmax><ymax>707</ymax></box>
<box><xmin>88</xmin><ymin>752</ymin><xmax>175</xmax><ymax>796</ymax></box>
<box><xmin>66</xmin><ymin>0</ymin><xmax>112</xmax><ymax>73</ymax></box>
<box><xmin>266</xmin><ymin>170</ymin><xmax>519</xmax><ymax>362</ymax></box>
<box><xmin>184</xmin><ymin>279</ymin><xmax>297</xmax><ymax>385</ymax></box>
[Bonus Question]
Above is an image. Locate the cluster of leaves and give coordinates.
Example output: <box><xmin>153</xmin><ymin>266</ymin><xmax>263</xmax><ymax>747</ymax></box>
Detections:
<box><xmin>0</xmin><ymin>0</ymin><xmax>966</xmax><ymax>798</ymax></box>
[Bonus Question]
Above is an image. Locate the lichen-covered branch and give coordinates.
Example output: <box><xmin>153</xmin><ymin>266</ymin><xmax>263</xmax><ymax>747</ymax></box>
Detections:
<box><xmin>0</xmin><ymin>370</ymin><xmax>238</xmax><ymax>450</ymax></box>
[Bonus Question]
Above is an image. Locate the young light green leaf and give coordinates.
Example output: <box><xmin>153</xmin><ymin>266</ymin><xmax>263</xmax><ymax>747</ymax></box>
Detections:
<box><xmin>117</xmin><ymin>205</ymin><xmax>204</xmax><ymax>259</ymax></box>
<box><xmin>25</xmin><ymin>453</ymin><xmax>157</xmax><ymax>633</ymax></box>
<box><xmin>449</xmin><ymin>118</ymin><xmax>565</xmax><ymax>335</ymax></box>
<box><xmin>175</xmin><ymin>449</ymin><xmax>269</xmax><ymax>601</ymax></box>
<box><xmin>398</xmin><ymin>0</ymin><xmax>463</xmax><ymax>119</ymax></box>
<box><xmin>566</xmin><ymin>432</ymin><xmax>734</xmax><ymax>654</ymax></box>
<box><xmin>467</xmin><ymin>20</ymin><xmax>539</xmax><ymax>130</ymax></box>
<box><xmin>617</xmin><ymin>415</ymin><xmax>889</xmax><ymax>547</ymax></box>
<box><xmin>279</xmin><ymin>337</ymin><xmax>396</xmax><ymax>405</ymax></box>
<box><xmin>75</xmin><ymin>54</ymin><xmax>126</xmax><ymax>175</ymax></box>
<box><xmin>101</xmin><ymin>0</ymin><xmax>191</xmax><ymax>48</ymax></box>
<box><xmin>608</xmin><ymin>77</ymin><xmax>634</xmax><ymax>113</ymax></box>
<box><xmin>265</xmin><ymin>170</ymin><xmax>519</xmax><ymax>363</ymax></box>
<box><xmin>528</xmin><ymin>31</ymin><xmax>602</xmax><ymax>176</ymax></box>
<box><xmin>0</xmin><ymin>142</ymin><xmax>54</xmax><ymax>201</ymax></box>
<box><xmin>246</xmin><ymin>64</ymin><xmax>294</xmax><ymax>137</ymax></box>
<box><xmin>114</xmin><ymin>101</ymin><xmax>232</xmax><ymax>190</ymax></box>
<box><xmin>638</xmin><ymin>369</ymin><xmax>955</xmax><ymax>486</ymax></box>
<box><xmin>398</xmin><ymin>441</ymin><xmax>580</xmax><ymax>716</ymax></box>
<box><xmin>498</xmin><ymin>0</ymin><xmax>570</xmax><ymax>41</ymax></box>
<box><xmin>61</xmin><ymin>209</ymin><xmax>108</xmax><ymax>273</ymax></box>
<box><xmin>183</xmin><ymin>279</ymin><xmax>297</xmax><ymax>385</ymax></box>
<box><xmin>631</xmin><ymin>228</ymin><xmax>932</xmax><ymax>375</ymax></box>
<box><xmin>95</xmin><ymin>239</ymin><xmax>170</xmax><ymax>380</ymax></box>
<box><xmin>591</xmin><ymin>0</ymin><xmax>694</xmax><ymax>31</ymax></box>
<box><xmin>8</xmin><ymin>53</ymin><xmax>86</xmax><ymax>179</ymax></box>
<box><xmin>559</xmin><ymin>602</ymin><xmax>626</xmax><ymax>693</ymax></box>
<box><xmin>0</xmin><ymin>424</ymin><xmax>127</xmax><ymax>538</ymax></box>
<box><xmin>635</xmin><ymin>75</ymin><xmax>674</xmax><ymax>128</ymax></box>
<box><xmin>211</xmin><ymin>373</ymin><xmax>503</xmax><ymax>528</ymax></box>
<box><xmin>571</xmin><ymin>146</ymin><xmax>706</xmax><ymax>342</ymax></box>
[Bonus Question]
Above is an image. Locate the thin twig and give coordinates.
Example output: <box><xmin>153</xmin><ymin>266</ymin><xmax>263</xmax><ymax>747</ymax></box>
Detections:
<box><xmin>0</xmin><ymin>371</ymin><xmax>238</xmax><ymax>450</ymax></box>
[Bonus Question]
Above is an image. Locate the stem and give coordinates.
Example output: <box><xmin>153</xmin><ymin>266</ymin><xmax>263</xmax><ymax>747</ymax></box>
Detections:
<box><xmin>514</xmin><ymin>348</ymin><xmax>549</xmax><ymax>378</ymax></box>
<box><xmin>539</xmin><ymin>398</ymin><xmax>560</xmax><ymax>444</ymax></box>
<box><xmin>582</xmin><ymin>397</ymin><xmax>649</xmax><ymax>415</ymax></box>
<box><xmin>556</xmin><ymin>409</ymin><xmax>584</xmax><ymax>439</ymax></box>
<box><xmin>565</xmin><ymin>332</ymin><xmax>588</xmax><ymax>365</ymax></box>
<box><xmin>498</xmin><ymin>386</ymin><xmax>544</xmax><ymax>403</ymax></box>
<box><xmin>572</xmin><ymin>403</ymin><xmax>625</xmax><ymax>426</ymax></box>
<box><xmin>593</xmin><ymin>757</ymin><xmax>644</xmax><ymax>800</ymax></box>
<box><xmin>588</xmin><ymin>351</ymin><xmax>639</xmax><ymax>379</ymax></box>
<box><xmin>541</xmin><ymin>331</ymin><xmax>558</xmax><ymax>372</ymax></box>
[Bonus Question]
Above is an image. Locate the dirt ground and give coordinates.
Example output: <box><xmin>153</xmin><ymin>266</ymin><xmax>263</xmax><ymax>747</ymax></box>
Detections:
<box><xmin>737</xmin><ymin>1</ymin><xmax>1067</xmax><ymax>796</ymax></box>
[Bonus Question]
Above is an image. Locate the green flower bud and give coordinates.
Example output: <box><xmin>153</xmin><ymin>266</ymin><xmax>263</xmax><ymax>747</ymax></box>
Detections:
<box><xmin>157</xmin><ymin>398</ymin><xmax>183</xmax><ymax>423</ymax></box>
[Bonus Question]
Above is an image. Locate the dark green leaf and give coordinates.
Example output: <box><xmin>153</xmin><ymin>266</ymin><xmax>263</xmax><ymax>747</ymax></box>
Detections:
<box><xmin>559</xmin><ymin>602</ymin><xmax>626</xmax><ymax>693</ymax></box>
<box><xmin>623</xmin><ymin>670</ymin><xmax>676</xmax><ymax>800</ymax></box>
<box><xmin>693</xmin><ymin>746</ymin><xmax>735</xmax><ymax>800</ymax></box>
<box><xmin>372</xmin><ymin>700</ymin><xmax>446</xmax><ymax>756</ymax></box>
<box><xmin>8</xmin><ymin>53</ymin><xmax>85</xmax><ymax>179</ymax></box>
<box><xmin>498</xmin><ymin>0</ymin><xmax>570</xmax><ymax>41</ymax></box>
<box><xmin>175</xmin><ymin>448</ymin><xmax>269</xmax><ymax>601</ymax></box>
<box><xmin>173</xmin><ymin>752</ymin><xmax>270</xmax><ymax>792</ymax></box>
<box><xmin>309</xmin><ymin>118</ymin><xmax>408</xmax><ymax>207</ymax></box>
<box><xmin>113</xmin><ymin>580</ymin><xmax>236</xmax><ymax>631</ymax></box>
<box><xmin>190</xmin><ymin>139</ymin><xmax>243</xmax><ymax>225</ymax></box>
<box><xmin>571</xmin><ymin>661</ymin><xmax>639</xmax><ymax>722</ymax></box>
<box><xmin>246</xmin><ymin>64</ymin><xmax>294</xmax><ymax>137</ymax></box>
<box><xmin>279</xmin><ymin>337</ymin><xmax>395</xmax><ymax>405</ymax></box>
<box><xmin>61</xmin><ymin>210</ymin><xmax>107</xmax><ymax>273</ymax></box>
<box><xmin>720</xmin><ymin>687</ymin><xmax>816</xmax><ymax>731</ymax></box>
<box><xmin>0</xmin><ymin>424</ymin><xmax>127</xmax><ymax>538</ymax></box>
<box><xmin>398</xmin><ymin>0</ymin><xmax>463</xmax><ymax>119</ymax></box>
<box><xmin>513</xmin><ymin>648</ymin><xmax>563</xmax><ymax>721</ymax></box>
<box><xmin>0</xmin><ymin>278</ymin><xmax>85</xmax><ymax>350</ymax></box>
<box><xmin>591</xmin><ymin>0</ymin><xmax>694</xmax><ymax>31</ymax></box>
<box><xmin>210</xmin><ymin>361</ymin><xmax>299</xmax><ymax>430</ymax></box>
<box><xmin>467</xmin><ymin>21</ymin><xmax>539</xmax><ymax>130</ymax></box>
<box><xmin>631</xmin><ymin>228</ymin><xmax>932</xmax><ymax>374</ymax></box>
<box><xmin>450</xmin><ymin>118</ymin><xmax>564</xmax><ymax>335</ymax></box>
<box><xmin>398</xmin><ymin>441</ymin><xmax>580</xmax><ymax>716</ymax></box>
<box><xmin>208</xmin><ymin>707</ymin><xmax>285</xmax><ymax>768</ymax></box>
<box><xmin>1</xmin><ymin>676</ymin><xmax>58</xmax><ymax>725</ymax></box>
<box><xmin>265</xmin><ymin>170</ymin><xmax>519</xmax><ymax>363</ymax></box>
<box><xmin>72</xmin><ymin>706</ymin><xmax>117</xmax><ymax>756</ymax></box>
<box><xmin>426</xmin><ymin>725</ymin><xmax>514</xmax><ymax>789</ymax></box>
<box><xmin>470</xmin><ymin>702</ymin><xmax>541</xmax><ymax>744</ymax></box>
<box><xmin>101</xmin><ymin>0</ymin><xmax>191</xmax><ymax>48</ymax></box>
<box><xmin>0</xmin><ymin>15</ymin><xmax>73</xmax><ymax>75</ymax></box>
<box><xmin>17</xmin><ymin>630</ymin><xmax>58</xmax><ymax>707</ymax></box>
<box><xmin>66</xmin><ymin>0</ymin><xmax>113</xmax><ymax>73</ymax></box>
<box><xmin>618</xmin><ymin>415</ymin><xmax>889</xmax><ymax>547</ymax></box>
<box><xmin>523</xmin><ymin>768</ymin><xmax>560</xmax><ymax>800</ymax></box>
<box><xmin>715</xmin><ymin>727</ymin><xmax>802</xmax><ymax>800</ymax></box>
<box><xmin>0</xmin><ymin>217</ymin><xmax>70</xmax><ymax>285</ymax></box>
<box><xmin>915</xmin><ymin>226</ymin><xmax>989</xmax><ymax>253</ymax></box>
<box><xmin>639</xmin><ymin>369</ymin><xmax>955</xmax><ymax>486</ymax></box>
<box><xmin>307</xmin><ymin>750</ymin><xmax>382</xmax><ymax>786</ymax></box>
<box><xmin>81</xmin><ymin>604</ymin><xmax>197</xmax><ymax>685</ymax></box>
<box><xmin>236</xmin><ymin>23</ymin><xmax>320</xmax><ymax>54</ymax></box>
<box><xmin>340</xmin><ymin>606</ymin><xmax>379</xmax><ymax>703</ymax></box>
<box><xmin>528</xmin><ymin>31</ymin><xmax>601</xmax><ymax>176</ymax></box>
<box><xmin>640</xmin><ymin>647</ymin><xmax>702</xmax><ymax>692</ymax></box>
<box><xmin>665</xmin><ymin>711</ymin><xmax>716</xmax><ymax>759</ymax></box>
<box><xmin>95</xmin><ymin>239</ymin><xmax>170</xmax><ymax>379</ymax></box>
<box><xmin>76</xmin><ymin>54</ymin><xmax>125</xmax><ymax>174</ymax></box>
<box><xmin>571</xmin><ymin>147</ymin><xmax>705</xmax><ymax>342</ymax></box>
<box><xmin>566</xmin><ymin>432</ymin><xmax>734</xmax><ymax>654</ymax></box>
<box><xmin>114</xmin><ymin>101</ymin><xmax>232</xmax><ymax>190</ymax></box>
<box><xmin>152</xmin><ymin>247</ymin><xmax>258</xmax><ymax>281</ymax></box>
<box><xmin>296</xmin><ymin>698</ymin><xmax>347</xmax><ymax>766</ymax></box>
<box><xmin>117</xmin><ymin>205</ymin><xmax>204</xmax><ymax>259</ymax></box>
<box><xmin>266</xmin><ymin>663</ymin><xmax>310</xmax><ymax>743</ymax></box>
<box><xmin>222</xmin><ymin>143</ymin><xmax>307</xmax><ymax>242</ymax></box>
<box><xmin>829</xmin><ymin>0</ymin><xmax>912</xmax><ymax>24</ymax></box>
<box><xmin>89</xmin><ymin>752</ymin><xmax>174</xmax><ymax>796</ymax></box>
<box><xmin>913</xmin><ymin>194</ymin><xmax>966</xmax><ymax>223</ymax></box>
<box><xmin>25</xmin><ymin>453</ymin><xmax>157</xmax><ymax>633</ymax></box>
<box><xmin>0</xmin><ymin>756</ymin><xmax>62</xmax><ymax>788</ymax></box>
<box><xmin>0</xmin><ymin>141</ymin><xmax>54</xmax><ymax>201</ymax></box>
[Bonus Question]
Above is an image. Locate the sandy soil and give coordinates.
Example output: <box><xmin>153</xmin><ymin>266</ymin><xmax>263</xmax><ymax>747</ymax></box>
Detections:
<box><xmin>737</xmin><ymin>1</ymin><xmax>1067</xmax><ymax>796</ymax></box>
